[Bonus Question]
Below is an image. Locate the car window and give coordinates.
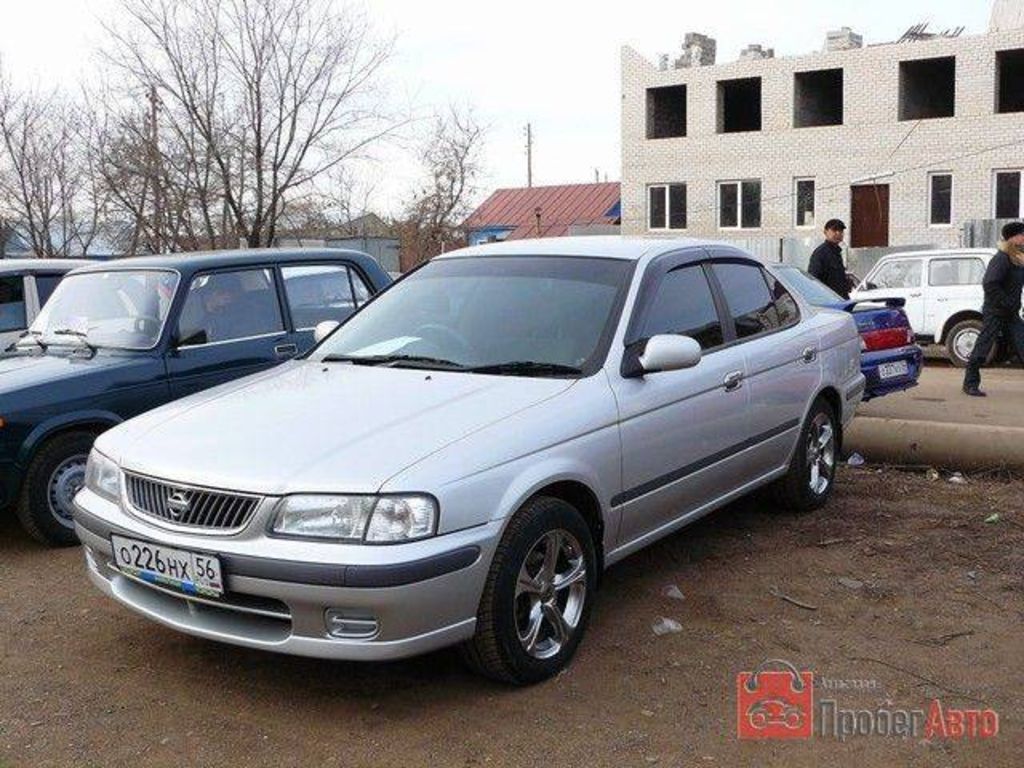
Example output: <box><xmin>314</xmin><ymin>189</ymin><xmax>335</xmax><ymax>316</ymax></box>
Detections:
<box><xmin>928</xmin><ymin>258</ymin><xmax>985</xmax><ymax>287</ymax></box>
<box><xmin>351</xmin><ymin>269</ymin><xmax>371</xmax><ymax>304</ymax></box>
<box><xmin>34</xmin><ymin>274</ymin><xmax>64</xmax><ymax>306</ymax></box>
<box><xmin>641</xmin><ymin>265</ymin><xmax>723</xmax><ymax>350</ymax></box>
<box><xmin>870</xmin><ymin>259</ymin><xmax>923</xmax><ymax>290</ymax></box>
<box><xmin>177</xmin><ymin>268</ymin><xmax>284</xmax><ymax>346</ymax></box>
<box><xmin>712</xmin><ymin>263</ymin><xmax>782</xmax><ymax>339</ymax></box>
<box><xmin>763</xmin><ymin>270</ymin><xmax>801</xmax><ymax>326</ymax></box>
<box><xmin>281</xmin><ymin>265</ymin><xmax>360</xmax><ymax>329</ymax></box>
<box><xmin>0</xmin><ymin>276</ymin><xmax>27</xmax><ymax>332</ymax></box>
<box><xmin>775</xmin><ymin>267</ymin><xmax>844</xmax><ymax>306</ymax></box>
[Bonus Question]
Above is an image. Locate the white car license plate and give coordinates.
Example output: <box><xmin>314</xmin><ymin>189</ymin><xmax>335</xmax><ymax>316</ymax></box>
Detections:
<box><xmin>111</xmin><ymin>535</ymin><xmax>224</xmax><ymax>598</ymax></box>
<box><xmin>878</xmin><ymin>360</ymin><xmax>910</xmax><ymax>380</ymax></box>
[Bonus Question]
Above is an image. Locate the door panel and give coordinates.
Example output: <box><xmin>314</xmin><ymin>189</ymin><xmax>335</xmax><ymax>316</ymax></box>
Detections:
<box><xmin>167</xmin><ymin>267</ymin><xmax>289</xmax><ymax>399</ymax></box>
<box><xmin>851</xmin><ymin>185</ymin><xmax>890</xmax><ymax>248</ymax></box>
<box><xmin>610</xmin><ymin>262</ymin><xmax>749</xmax><ymax>545</ymax></box>
<box><xmin>923</xmin><ymin>257</ymin><xmax>986</xmax><ymax>337</ymax></box>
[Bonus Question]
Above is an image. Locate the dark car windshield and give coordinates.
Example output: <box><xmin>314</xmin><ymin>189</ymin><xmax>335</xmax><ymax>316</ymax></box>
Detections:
<box><xmin>27</xmin><ymin>270</ymin><xmax>178</xmax><ymax>350</ymax></box>
<box><xmin>313</xmin><ymin>256</ymin><xmax>633</xmax><ymax>375</ymax></box>
<box><xmin>775</xmin><ymin>266</ymin><xmax>844</xmax><ymax>306</ymax></box>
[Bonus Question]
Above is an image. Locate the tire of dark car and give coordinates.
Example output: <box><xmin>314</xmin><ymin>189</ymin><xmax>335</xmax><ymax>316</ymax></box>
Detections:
<box><xmin>772</xmin><ymin>397</ymin><xmax>838</xmax><ymax>513</ymax></box>
<box><xmin>16</xmin><ymin>431</ymin><xmax>94</xmax><ymax>547</ymax></box>
<box><xmin>461</xmin><ymin>496</ymin><xmax>597</xmax><ymax>685</ymax></box>
<box><xmin>945</xmin><ymin>319</ymin><xmax>998</xmax><ymax>368</ymax></box>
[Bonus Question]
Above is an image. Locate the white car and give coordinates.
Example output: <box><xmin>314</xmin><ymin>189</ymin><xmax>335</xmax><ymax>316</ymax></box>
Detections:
<box><xmin>851</xmin><ymin>249</ymin><xmax>1003</xmax><ymax>367</ymax></box>
<box><xmin>0</xmin><ymin>259</ymin><xmax>93</xmax><ymax>350</ymax></box>
<box><xmin>73</xmin><ymin>237</ymin><xmax>864</xmax><ymax>684</ymax></box>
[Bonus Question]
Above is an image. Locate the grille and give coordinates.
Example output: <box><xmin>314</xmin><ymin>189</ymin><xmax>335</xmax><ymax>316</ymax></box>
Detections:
<box><xmin>125</xmin><ymin>473</ymin><xmax>261</xmax><ymax>531</ymax></box>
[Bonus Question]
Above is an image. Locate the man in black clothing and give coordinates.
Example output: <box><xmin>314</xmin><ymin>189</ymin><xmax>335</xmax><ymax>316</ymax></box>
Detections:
<box><xmin>808</xmin><ymin>219</ymin><xmax>849</xmax><ymax>299</ymax></box>
<box><xmin>963</xmin><ymin>221</ymin><xmax>1024</xmax><ymax>397</ymax></box>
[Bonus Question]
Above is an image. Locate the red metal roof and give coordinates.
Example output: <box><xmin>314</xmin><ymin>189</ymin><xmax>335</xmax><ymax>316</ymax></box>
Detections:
<box><xmin>464</xmin><ymin>182</ymin><xmax>620</xmax><ymax>240</ymax></box>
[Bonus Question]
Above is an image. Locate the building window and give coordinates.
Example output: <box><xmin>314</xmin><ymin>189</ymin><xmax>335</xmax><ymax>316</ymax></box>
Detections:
<box><xmin>994</xmin><ymin>170</ymin><xmax>1023</xmax><ymax>219</ymax></box>
<box><xmin>795</xmin><ymin>178</ymin><xmax>815</xmax><ymax>228</ymax></box>
<box><xmin>794</xmin><ymin>69</ymin><xmax>844</xmax><ymax>128</ymax></box>
<box><xmin>928</xmin><ymin>173</ymin><xmax>953</xmax><ymax>226</ymax></box>
<box><xmin>717</xmin><ymin>78</ymin><xmax>762</xmax><ymax>133</ymax></box>
<box><xmin>718</xmin><ymin>180</ymin><xmax>761</xmax><ymax>229</ymax></box>
<box><xmin>646</xmin><ymin>85</ymin><xmax>687</xmax><ymax>139</ymax></box>
<box><xmin>899</xmin><ymin>57</ymin><xmax>956</xmax><ymax>121</ymax></box>
<box><xmin>648</xmin><ymin>184</ymin><xmax>687</xmax><ymax>230</ymax></box>
<box><xmin>996</xmin><ymin>49</ymin><xmax>1024</xmax><ymax>114</ymax></box>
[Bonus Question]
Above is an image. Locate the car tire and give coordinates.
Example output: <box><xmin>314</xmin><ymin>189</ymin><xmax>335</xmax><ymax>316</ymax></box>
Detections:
<box><xmin>772</xmin><ymin>398</ymin><xmax>838</xmax><ymax>513</ymax></box>
<box><xmin>16</xmin><ymin>431</ymin><xmax>94</xmax><ymax>547</ymax></box>
<box><xmin>945</xmin><ymin>319</ymin><xmax>997</xmax><ymax>368</ymax></box>
<box><xmin>460</xmin><ymin>496</ymin><xmax>597</xmax><ymax>685</ymax></box>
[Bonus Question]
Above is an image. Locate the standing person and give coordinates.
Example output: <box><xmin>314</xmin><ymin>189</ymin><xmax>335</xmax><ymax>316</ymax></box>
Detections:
<box><xmin>808</xmin><ymin>219</ymin><xmax>850</xmax><ymax>299</ymax></box>
<box><xmin>963</xmin><ymin>221</ymin><xmax>1024</xmax><ymax>397</ymax></box>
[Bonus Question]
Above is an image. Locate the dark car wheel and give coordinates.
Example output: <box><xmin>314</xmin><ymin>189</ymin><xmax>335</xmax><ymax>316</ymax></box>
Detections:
<box><xmin>16</xmin><ymin>431</ymin><xmax>95</xmax><ymax>546</ymax></box>
<box><xmin>946</xmin><ymin>319</ymin><xmax>999</xmax><ymax>368</ymax></box>
<box><xmin>461</xmin><ymin>496</ymin><xmax>596</xmax><ymax>685</ymax></box>
<box><xmin>772</xmin><ymin>398</ymin><xmax>837</xmax><ymax>513</ymax></box>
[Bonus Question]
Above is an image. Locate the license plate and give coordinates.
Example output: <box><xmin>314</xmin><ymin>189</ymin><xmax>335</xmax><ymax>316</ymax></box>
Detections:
<box><xmin>111</xmin><ymin>535</ymin><xmax>223</xmax><ymax>598</ymax></box>
<box><xmin>878</xmin><ymin>360</ymin><xmax>910</xmax><ymax>380</ymax></box>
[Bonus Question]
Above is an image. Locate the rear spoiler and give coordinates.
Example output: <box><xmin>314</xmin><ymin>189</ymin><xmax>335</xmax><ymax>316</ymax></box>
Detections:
<box><xmin>838</xmin><ymin>297</ymin><xmax>907</xmax><ymax>312</ymax></box>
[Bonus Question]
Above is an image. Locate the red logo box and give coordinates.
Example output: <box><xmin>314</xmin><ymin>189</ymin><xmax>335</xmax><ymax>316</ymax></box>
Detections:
<box><xmin>737</xmin><ymin>659</ymin><xmax>814</xmax><ymax>740</ymax></box>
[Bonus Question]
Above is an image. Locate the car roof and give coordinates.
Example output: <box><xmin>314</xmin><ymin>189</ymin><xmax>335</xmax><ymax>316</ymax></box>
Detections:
<box><xmin>873</xmin><ymin>248</ymin><xmax>992</xmax><ymax>261</ymax></box>
<box><xmin>0</xmin><ymin>258</ymin><xmax>94</xmax><ymax>275</ymax></box>
<box><xmin>68</xmin><ymin>248</ymin><xmax>381</xmax><ymax>276</ymax></box>
<box><xmin>438</xmin><ymin>236</ymin><xmax>751</xmax><ymax>262</ymax></box>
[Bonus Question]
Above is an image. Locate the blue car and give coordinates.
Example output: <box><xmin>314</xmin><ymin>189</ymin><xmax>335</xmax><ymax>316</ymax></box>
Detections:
<box><xmin>0</xmin><ymin>248</ymin><xmax>390</xmax><ymax>545</ymax></box>
<box><xmin>774</xmin><ymin>265</ymin><xmax>922</xmax><ymax>401</ymax></box>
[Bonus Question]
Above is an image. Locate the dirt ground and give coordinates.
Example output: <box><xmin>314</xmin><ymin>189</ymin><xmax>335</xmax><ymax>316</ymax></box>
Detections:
<box><xmin>1</xmin><ymin>466</ymin><xmax>1022</xmax><ymax>768</ymax></box>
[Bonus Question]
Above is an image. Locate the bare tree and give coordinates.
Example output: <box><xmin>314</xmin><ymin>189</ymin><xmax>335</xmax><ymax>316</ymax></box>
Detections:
<box><xmin>401</xmin><ymin>106</ymin><xmax>485</xmax><ymax>266</ymax></box>
<box><xmin>102</xmin><ymin>0</ymin><xmax>398</xmax><ymax>249</ymax></box>
<box><xmin>0</xmin><ymin>68</ymin><xmax>106</xmax><ymax>257</ymax></box>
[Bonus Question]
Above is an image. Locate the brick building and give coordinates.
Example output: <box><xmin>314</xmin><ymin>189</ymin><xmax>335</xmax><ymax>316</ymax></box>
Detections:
<box><xmin>620</xmin><ymin>5</ymin><xmax>1024</xmax><ymax>250</ymax></box>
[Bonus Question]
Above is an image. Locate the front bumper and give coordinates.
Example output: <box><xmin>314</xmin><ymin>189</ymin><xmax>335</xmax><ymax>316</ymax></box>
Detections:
<box><xmin>73</xmin><ymin>488</ymin><xmax>498</xmax><ymax>661</ymax></box>
<box><xmin>861</xmin><ymin>345</ymin><xmax>924</xmax><ymax>401</ymax></box>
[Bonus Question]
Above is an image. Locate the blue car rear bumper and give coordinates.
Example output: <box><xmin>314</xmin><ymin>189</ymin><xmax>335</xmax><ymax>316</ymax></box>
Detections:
<box><xmin>861</xmin><ymin>345</ymin><xmax>924</xmax><ymax>401</ymax></box>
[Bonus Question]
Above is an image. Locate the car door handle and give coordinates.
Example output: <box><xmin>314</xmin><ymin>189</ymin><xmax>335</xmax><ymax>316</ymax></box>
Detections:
<box><xmin>723</xmin><ymin>371</ymin><xmax>744</xmax><ymax>392</ymax></box>
<box><xmin>274</xmin><ymin>343</ymin><xmax>299</xmax><ymax>359</ymax></box>
<box><xmin>909</xmin><ymin>292</ymin><xmax>923</xmax><ymax>298</ymax></box>
<box><xmin>802</xmin><ymin>346</ymin><xmax>818</xmax><ymax>363</ymax></box>
<box><xmin>936</xmin><ymin>297</ymin><xmax>949</xmax><ymax>303</ymax></box>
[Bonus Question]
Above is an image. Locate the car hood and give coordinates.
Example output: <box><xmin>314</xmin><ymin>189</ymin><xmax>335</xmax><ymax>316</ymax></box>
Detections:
<box><xmin>100</xmin><ymin>361</ymin><xmax>576</xmax><ymax>495</ymax></box>
<box><xmin>0</xmin><ymin>350</ymin><xmax>147</xmax><ymax>395</ymax></box>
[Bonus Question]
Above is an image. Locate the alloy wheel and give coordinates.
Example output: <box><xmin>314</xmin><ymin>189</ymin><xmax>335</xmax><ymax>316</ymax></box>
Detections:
<box><xmin>805</xmin><ymin>413</ymin><xmax>835</xmax><ymax>496</ymax></box>
<box><xmin>514</xmin><ymin>529</ymin><xmax>587</xmax><ymax>660</ymax></box>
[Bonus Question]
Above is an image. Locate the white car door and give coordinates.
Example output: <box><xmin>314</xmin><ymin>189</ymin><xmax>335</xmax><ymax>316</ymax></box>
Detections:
<box><xmin>855</xmin><ymin>258</ymin><xmax>926</xmax><ymax>332</ymax></box>
<box><xmin>923</xmin><ymin>256</ymin><xmax>987</xmax><ymax>336</ymax></box>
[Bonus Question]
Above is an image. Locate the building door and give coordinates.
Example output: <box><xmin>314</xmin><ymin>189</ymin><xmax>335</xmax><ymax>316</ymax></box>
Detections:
<box><xmin>850</xmin><ymin>185</ymin><xmax>890</xmax><ymax>247</ymax></box>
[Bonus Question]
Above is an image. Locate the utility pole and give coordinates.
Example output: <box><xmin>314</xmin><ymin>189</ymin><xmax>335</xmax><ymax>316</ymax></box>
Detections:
<box><xmin>147</xmin><ymin>85</ymin><xmax>163</xmax><ymax>253</ymax></box>
<box><xmin>525</xmin><ymin>123</ymin><xmax>533</xmax><ymax>188</ymax></box>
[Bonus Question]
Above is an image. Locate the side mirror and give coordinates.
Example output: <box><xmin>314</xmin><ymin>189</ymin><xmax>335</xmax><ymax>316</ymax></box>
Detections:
<box><xmin>639</xmin><ymin>334</ymin><xmax>702</xmax><ymax>375</ymax></box>
<box><xmin>314</xmin><ymin>320</ymin><xmax>340</xmax><ymax>344</ymax></box>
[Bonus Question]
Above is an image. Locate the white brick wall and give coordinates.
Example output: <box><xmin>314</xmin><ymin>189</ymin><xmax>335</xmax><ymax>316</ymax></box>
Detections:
<box><xmin>621</xmin><ymin>30</ymin><xmax>1024</xmax><ymax>247</ymax></box>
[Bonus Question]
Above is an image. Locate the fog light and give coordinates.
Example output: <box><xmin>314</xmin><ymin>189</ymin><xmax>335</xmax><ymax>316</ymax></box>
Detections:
<box><xmin>325</xmin><ymin>609</ymin><xmax>378</xmax><ymax>639</ymax></box>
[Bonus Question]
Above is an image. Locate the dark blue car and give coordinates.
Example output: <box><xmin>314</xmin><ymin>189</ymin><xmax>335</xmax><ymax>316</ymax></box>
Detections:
<box><xmin>775</xmin><ymin>265</ymin><xmax>922</xmax><ymax>401</ymax></box>
<box><xmin>0</xmin><ymin>248</ymin><xmax>390</xmax><ymax>545</ymax></box>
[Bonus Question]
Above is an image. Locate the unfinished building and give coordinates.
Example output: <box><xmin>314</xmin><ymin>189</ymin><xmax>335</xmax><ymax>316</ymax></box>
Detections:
<box><xmin>622</xmin><ymin>5</ymin><xmax>1024</xmax><ymax>249</ymax></box>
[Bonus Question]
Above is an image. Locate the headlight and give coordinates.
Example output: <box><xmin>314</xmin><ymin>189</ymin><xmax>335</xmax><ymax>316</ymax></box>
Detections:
<box><xmin>84</xmin><ymin>449</ymin><xmax>120</xmax><ymax>501</ymax></box>
<box><xmin>271</xmin><ymin>494</ymin><xmax>437</xmax><ymax>543</ymax></box>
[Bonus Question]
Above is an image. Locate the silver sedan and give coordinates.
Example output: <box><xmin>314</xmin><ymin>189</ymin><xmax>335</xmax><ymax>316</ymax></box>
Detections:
<box><xmin>74</xmin><ymin>237</ymin><xmax>863</xmax><ymax>684</ymax></box>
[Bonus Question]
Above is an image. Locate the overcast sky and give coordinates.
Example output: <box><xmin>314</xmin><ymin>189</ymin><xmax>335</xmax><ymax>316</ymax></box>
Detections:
<box><xmin>0</xmin><ymin>0</ymin><xmax>993</xmax><ymax>215</ymax></box>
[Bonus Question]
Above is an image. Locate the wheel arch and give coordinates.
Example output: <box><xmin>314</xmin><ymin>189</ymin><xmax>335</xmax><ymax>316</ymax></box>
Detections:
<box><xmin>813</xmin><ymin>385</ymin><xmax>844</xmax><ymax>452</ymax></box>
<box><xmin>15</xmin><ymin>411</ymin><xmax>121</xmax><ymax>475</ymax></box>
<box><xmin>938</xmin><ymin>310</ymin><xmax>982</xmax><ymax>344</ymax></box>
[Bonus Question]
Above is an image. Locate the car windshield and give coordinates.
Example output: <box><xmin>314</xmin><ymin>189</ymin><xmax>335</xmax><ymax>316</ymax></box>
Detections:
<box><xmin>776</xmin><ymin>266</ymin><xmax>844</xmax><ymax>306</ymax></box>
<box><xmin>28</xmin><ymin>269</ymin><xmax>179</xmax><ymax>350</ymax></box>
<box><xmin>313</xmin><ymin>255</ymin><xmax>633</xmax><ymax>375</ymax></box>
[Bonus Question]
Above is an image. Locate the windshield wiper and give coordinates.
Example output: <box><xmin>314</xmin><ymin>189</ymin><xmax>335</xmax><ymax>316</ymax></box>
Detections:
<box><xmin>467</xmin><ymin>361</ymin><xmax>583</xmax><ymax>377</ymax></box>
<box><xmin>14</xmin><ymin>331</ymin><xmax>46</xmax><ymax>352</ymax></box>
<box><xmin>322</xmin><ymin>353</ymin><xmax>466</xmax><ymax>370</ymax></box>
<box><xmin>51</xmin><ymin>328</ymin><xmax>97</xmax><ymax>353</ymax></box>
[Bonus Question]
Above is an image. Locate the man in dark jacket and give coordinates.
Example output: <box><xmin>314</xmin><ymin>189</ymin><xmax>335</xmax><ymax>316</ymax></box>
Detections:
<box><xmin>963</xmin><ymin>221</ymin><xmax>1024</xmax><ymax>397</ymax></box>
<box><xmin>808</xmin><ymin>219</ymin><xmax>849</xmax><ymax>299</ymax></box>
